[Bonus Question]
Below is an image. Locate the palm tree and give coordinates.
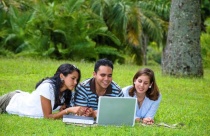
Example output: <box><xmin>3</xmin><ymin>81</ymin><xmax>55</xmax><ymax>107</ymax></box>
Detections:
<box><xmin>90</xmin><ymin>0</ymin><xmax>168</xmax><ymax>65</ymax></box>
<box><xmin>140</xmin><ymin>0</ymin><xmax>171</xmax><ymax>64</ymax></box>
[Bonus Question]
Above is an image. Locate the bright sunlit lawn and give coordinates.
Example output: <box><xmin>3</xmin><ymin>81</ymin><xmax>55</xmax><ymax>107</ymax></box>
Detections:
<box><xmin>0</xmin><ymin>57</ymin><xmax>209</xmax><ymax>136</ymax></box>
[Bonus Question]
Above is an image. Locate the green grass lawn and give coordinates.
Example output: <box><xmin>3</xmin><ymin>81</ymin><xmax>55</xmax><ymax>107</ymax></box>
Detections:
<box><xmin>0</xmin><ymin>57</ymin><xmax>210</xmax><ymax>136</ymax></box>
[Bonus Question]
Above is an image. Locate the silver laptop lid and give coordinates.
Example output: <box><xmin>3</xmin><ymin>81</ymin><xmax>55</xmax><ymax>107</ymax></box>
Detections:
<box><xmin>96</xmin><ymin>96</ymin><xmax>137</xmax><ymax>126</ymax></box>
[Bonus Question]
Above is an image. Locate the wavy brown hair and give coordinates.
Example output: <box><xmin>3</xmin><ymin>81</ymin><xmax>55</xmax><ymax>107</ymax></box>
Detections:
<box><xmin>129</xmin><ymin>68</ymin><xmax>160</xmax><ymax>100</ymax></box>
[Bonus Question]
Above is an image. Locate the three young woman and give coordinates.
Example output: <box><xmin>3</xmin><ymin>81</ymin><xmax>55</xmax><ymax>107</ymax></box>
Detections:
<box><xmin>0</xmin><ymin>63</ymin><xmax>87</xmax><ymax>119</ymax></box>
<box><xmin>122</xmin><ymin>68</ymin><xmax>161</xmax><ymax>125</ymax></box>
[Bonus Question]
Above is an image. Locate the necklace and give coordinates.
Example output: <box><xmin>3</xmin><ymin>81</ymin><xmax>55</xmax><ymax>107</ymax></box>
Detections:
<box><xmin>137</xmin><ymin>97</ymin><xmax>145</xmax><ymax>108</ymax></box>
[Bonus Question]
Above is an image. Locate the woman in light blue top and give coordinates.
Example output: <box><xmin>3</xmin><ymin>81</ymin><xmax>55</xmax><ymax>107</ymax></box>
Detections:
<box><xmin>122</xmin><ymin>68</ymin><xmax>161</xmax><ymax>125</ymax></box>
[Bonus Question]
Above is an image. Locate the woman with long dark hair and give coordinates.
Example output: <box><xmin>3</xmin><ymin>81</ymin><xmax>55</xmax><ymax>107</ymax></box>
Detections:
<box><xmin>0</xmin><ymin>63</ymin><xmax>84</xmax><ymax>119</ymax></box>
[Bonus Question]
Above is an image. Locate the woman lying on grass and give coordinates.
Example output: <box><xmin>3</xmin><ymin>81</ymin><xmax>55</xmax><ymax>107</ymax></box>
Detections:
<box><xmin>122</xmin><ymin>68</ymin><xmax>161</xmax><ymax>125</ymax></box>
<box><xmin>0</xmin><ymin>63</ymin><xmax>86</xmax><ymax>119</ymax></box>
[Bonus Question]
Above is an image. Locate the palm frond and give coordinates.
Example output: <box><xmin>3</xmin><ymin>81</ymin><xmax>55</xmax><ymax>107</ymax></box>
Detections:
<box><xmin>63</xmin><ymin>0</ymin><xmax>85</xmax><ymax>13</ymax></box>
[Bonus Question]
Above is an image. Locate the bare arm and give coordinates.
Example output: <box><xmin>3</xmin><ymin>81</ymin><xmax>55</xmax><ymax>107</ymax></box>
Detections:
<box><xmin>74</xmin><ymin>106</ymin><xmax>97</xmax><ymax>119</ymax></box>
<box><xmin>40</xmin><ymin>96</ymin><xmax>80</xmax><ymax>119</ymax></box>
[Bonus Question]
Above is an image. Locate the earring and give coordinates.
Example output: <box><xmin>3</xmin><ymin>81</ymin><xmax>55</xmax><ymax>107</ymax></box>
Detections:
<box><xmin>149</xmin><ymin>86</ymin><xmax>151</xmax><ymax>88</ymax></box>
<box><xmin>61</xmin><ymin>79</ymin><xmax>64</xmax><ymax>83</ymax></box>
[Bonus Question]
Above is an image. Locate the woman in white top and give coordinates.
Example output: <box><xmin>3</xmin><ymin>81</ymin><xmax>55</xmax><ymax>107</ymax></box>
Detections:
<box><xmin>0</xmin><ymin>63</ymin><xmax>86</xmax><ymax>119</ymax></box>
<box><xmin>122</xmin><ymin>68</ymin><xmax>161</xmax><ymax>125</ymax></box>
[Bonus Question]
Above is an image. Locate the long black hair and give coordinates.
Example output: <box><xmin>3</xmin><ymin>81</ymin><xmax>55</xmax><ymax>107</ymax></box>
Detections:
<box><xmin>35</xmin><ymin>63</ymin><xmax>81</xmax><ymax>110</ymax></box>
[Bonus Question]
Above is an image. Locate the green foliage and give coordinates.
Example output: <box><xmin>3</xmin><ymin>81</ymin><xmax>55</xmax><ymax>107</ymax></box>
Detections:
<box><xmin>0</xmin><ymin>6</ymin><xmax>9</xmax><ymax>42</ymax></box>
<box><xmin>0</xmin><ymin>58</ymin><xmax>210</xmax><ymax>135</ymax></box>
<box><xmin>95</xmin><ymin>45</ymin><xmax>125</xmax><ymax>64</ymax></box>
<box><xmin>90</xmin><ymin>0</ymin><xmax>168</xmax><ymax>65</ymax></box>
<box><xmin>139</xmin><ymin>0</ymin><xmax>171</xmax><ymax>21</ymax></box>
<box><xmin>0</xmin><ymin>0</ymin><xmax>123</xmax><ymax>62</ymax></box>
<box><xmin>1</xmin><ymin>5</ymin><xmax>31</xmax><ymax>53</ymax></box>
<box><xmin>0</xmin><ymin>0</ymin><xmax>170</xmax><ymax>65</ymax></box>
<box><xmin>147</xmin><ymin>42</ymin><xmax>162</xmax><ymax>65</ymax></box>
<box><xmin>201</xmin><ymin>0</ymin><xmax>210</xmax><ymax>23</ymax></box>
<box><xmin>0</xmin><ymin>48</ymin><xmax>15</xmax><ymax>57</ymax></box>
<box><xmin>1</xmin><ymin>0</ymin><xmax>207</xmax><ymax>66</ymax></box>
<box><xmin>201</xmin><ymin>18</ymin><xmax>210</xmax><ymax>68</ymax></box>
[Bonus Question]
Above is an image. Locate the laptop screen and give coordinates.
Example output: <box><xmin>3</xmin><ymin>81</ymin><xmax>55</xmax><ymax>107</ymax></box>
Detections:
<box><xmin>96</xmin><ymin>96</ymin><xmax>137</xmax><ymax>126</ymax></box>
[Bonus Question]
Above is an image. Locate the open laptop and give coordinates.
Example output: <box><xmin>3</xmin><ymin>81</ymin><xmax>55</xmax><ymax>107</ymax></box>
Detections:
<box><xmin>96</xmin><ymin>96</ymin><xmax>137</xmax><ymax>126</ymax></box>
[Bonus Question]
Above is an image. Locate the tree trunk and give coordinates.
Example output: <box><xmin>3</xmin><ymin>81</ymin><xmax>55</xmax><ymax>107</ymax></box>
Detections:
<box><xmin>142</xmin><ymin>34</ymin><xmax>148</xmax><ymax>65</ymax></box>
<box><xmin>162</xmin><ymin>0</ymin><xmax>203</xmax><ymax>77</ymax></box>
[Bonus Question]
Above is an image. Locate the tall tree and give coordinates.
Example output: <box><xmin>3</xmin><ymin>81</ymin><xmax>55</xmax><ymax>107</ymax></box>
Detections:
<box><xmin>90</xmin><ymin>0</ymin><xmax>166</xmax><ymax>65</ymax></box>
<box><xmin>162</xmin><ymin>0</ymin><xmax>203</xmax><ymax>77</ymax></box>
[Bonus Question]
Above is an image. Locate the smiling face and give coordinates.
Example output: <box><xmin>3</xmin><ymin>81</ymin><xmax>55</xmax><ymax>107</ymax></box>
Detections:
<box><xmin>60</xmin><ymin>70</ymin><xmax>79</xmax><ymax>92</ymax></box>
<box><xmin>134</xmin><ymin>74</ymin><xmax>152</xmax><ymax>95</ymax></box>
<box><xmin>93</xmin><ymin>65</ymin><xmax>112</xmax><ymax>91</ymax></box>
